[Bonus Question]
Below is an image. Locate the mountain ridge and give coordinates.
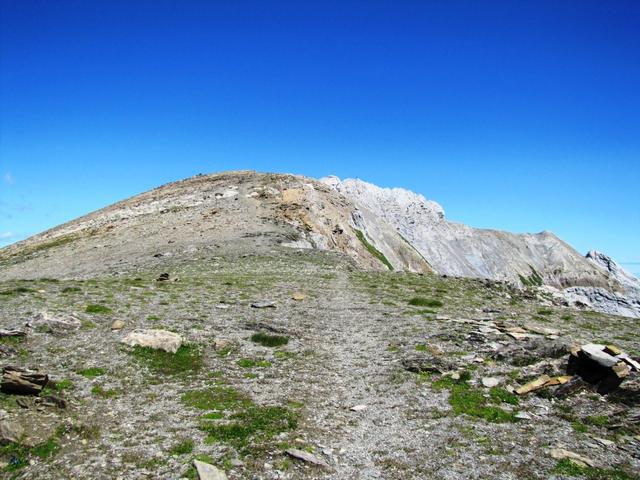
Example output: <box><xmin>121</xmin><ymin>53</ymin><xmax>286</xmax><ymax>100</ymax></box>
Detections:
<box><xmin>1</xmin><ymin>170</ymin><xmax>638</xmax><ymax>318</ymax></box>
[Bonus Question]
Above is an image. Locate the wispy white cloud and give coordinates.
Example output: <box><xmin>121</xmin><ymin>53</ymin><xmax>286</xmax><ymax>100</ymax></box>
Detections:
<box><xmin>0</xmin><ymin>232</ymin><xmax>14</xmax><ymax>240</ymax></box>
<box><xmin>3</xmin><ymin>172</ymin><xmax>15</xmax><ymax>185</ymax></box>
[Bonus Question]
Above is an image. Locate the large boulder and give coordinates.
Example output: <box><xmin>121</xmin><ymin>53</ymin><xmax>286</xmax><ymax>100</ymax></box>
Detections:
<box><xmin>121</xmin><ymin>329</ymin><xmax>183</xmax><ymax>353</ymax></box>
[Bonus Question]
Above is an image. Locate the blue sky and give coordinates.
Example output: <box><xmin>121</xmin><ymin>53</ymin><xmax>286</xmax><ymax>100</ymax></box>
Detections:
<box><xmin>1</xmin><ymin>1</ymin><xmax>639</xmax><ymax>274</ymax></box>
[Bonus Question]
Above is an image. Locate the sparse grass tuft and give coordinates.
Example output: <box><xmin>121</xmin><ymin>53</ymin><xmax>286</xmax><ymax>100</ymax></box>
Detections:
<box><xmin>408</xmin><ymin>297</ymin><xmax>443</xmax><ymax>308</ymax></box>
<box><xmin>237</xmin><ymin>358</ymin><xmax>272</xmax><ymax>369</ymax></box>
<box><xmin>0</xmin><ymin>286</ymin><xmax>34</xmax><ymax>296</ymax></box>
<box><xmin>354</xmin><ymin>229</ymin><xmax>394</xmax><ymax>270</ymax></box>
<box><xmin>250</xmin><ymin>332</ymin><xmax>289</xmax><ymax>347</ymax></box>
<box><xmin>200</xmin><ymin>405</ymin><xmax>298</xmax><ymax>451</ymax></box>
<box><xmin>62</xmin><ymin>286</ymin><xmax>82</xmax><ymax>293</ymax></box>
<box><xmin>169</xmin><ymin>438</ymin><xmax>194</xmax><ymax>455</ymax></box>
<box><xmin>182</xmin><ymin>386</ymin><xmax>251</xmax><ymax>411</ymax></box>
<box><xmin>77</xmin><ymin>367</ymin><xmax>106</xmax><ymax>379</ymax></box>
<box><xmin>91</xmin><ymin>385</ymin><xmax>118</xmax><ymax>398</ymax></box>
<box><xmin>85</xmin><ymin>304</ymin><xmax>112</xmax><ymax>314</ymax></box>
<box><xmin>489</xmin><ymin>387</ymin><xmax>519</xmax><ymax>406</ymax></box>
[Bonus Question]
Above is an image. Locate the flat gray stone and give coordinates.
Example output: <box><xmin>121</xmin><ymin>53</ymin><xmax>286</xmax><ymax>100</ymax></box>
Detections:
<box><xmin>0</xmin><ymin>420</ymin><xmax>23</xmax><ymax>445</ymax></box>
<box><xmin>481</xmin><ymin>377</ymin><xmax>501</xmax><ymax>388</ymax></box>
<box><xmin>581</xmin><ymin>344</ymin><xmax>619</xmax><ymax>367</ymax></box>
<box><xmin>193</xmin><ymin>459</ymin><xmax>228</xmax><ymax>480</ymax></box>
<box><xmin>286</xmin><ymin>448</ymin><xmax>329</xmax><ymax>468</ymax></box>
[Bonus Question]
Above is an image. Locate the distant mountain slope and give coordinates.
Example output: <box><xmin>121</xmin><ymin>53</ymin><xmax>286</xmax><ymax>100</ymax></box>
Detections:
<box><xmin>1</xmin><ymin>171</ymin><xmax>637</xmax><ymax>317</ymax></box>
<box><xmin>322</xmin><ymin>176</ymin><xmax>639</xmax><ymax>318</ymax></box>
<box><xmin>0</xmin><ymin>171</ymin><xmax>429</xmax><ymax>280</ymax></box>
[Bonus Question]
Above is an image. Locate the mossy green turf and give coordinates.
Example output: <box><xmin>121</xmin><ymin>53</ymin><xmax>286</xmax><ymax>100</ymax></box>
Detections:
<box><xmin>200</xmin><ymin>405</ymin><xmax>298</xmax><ymax>452</ymax></box>
<box><xmin>250</xmin><ymin>332</ymin><xmax>289</xmax><ymax>347</ymax></box>
<box><xmin>127</xmin><ymin>344</ymin><xmax>203</xmax><ymax>375</ymax></box>
<box><xmin>85</xmin><ymin>303</ymin><xmax>112</xmax><ymax>314</ymax></box>
<box><xmin>408</xmin><ymin>297</ymin><xmax>443</xmax><ymax>308</ymax></box>
<box><xmin>77</xmin><ymin>367</ymin><xmax>106</xmax><ymax>378</ymax></box>
<box><xmin>431</xmin><ymin>372</ymin><xmax>519</xmax><ymax>423</ymax></box>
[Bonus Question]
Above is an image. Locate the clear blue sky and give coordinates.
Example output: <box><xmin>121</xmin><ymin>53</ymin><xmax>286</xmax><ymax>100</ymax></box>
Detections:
<box><xmin>1</xmin><ymin>1</ymin><xmax>639</xmax><ymax>274</ymax></box>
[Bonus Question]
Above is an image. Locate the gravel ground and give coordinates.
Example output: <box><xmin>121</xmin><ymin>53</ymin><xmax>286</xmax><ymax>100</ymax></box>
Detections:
<box><xmin>1</xmin><ymin>248</ymin><xmax>639</xmax><ymax>479</ymax></box>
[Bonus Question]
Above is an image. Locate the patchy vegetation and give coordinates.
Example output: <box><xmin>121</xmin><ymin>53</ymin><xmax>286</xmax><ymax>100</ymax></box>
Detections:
<box><xmin>354</xmin><ymin>228</ymin><xmax>394</xmax><ymax>270</ymax></box>
<box><xmin>250</xmin><ymin>332</ymin><xmax>289</xmax><ymax>347</ymax></box>
<box><xmin>127</xmin><ymin>344</ymin><xmax>203</xmax><ymax>375</ymax></box>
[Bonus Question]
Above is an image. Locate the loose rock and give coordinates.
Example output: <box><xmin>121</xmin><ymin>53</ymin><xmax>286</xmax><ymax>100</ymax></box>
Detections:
<box><xmin>286</xmin><ymin>448</ymin><xmax>330</xmax><ymax>468</ymax></box>
<box><xmin>1</xmin><ymin>366</ymin><xmax>48</xmax><ymax>395</ymax></box>
<box><xmin>27</xmin><ymin>312</ymin><xmax>80</xmax><ymax>333</ymax></box>
<box><xmin>549</xmin><ymin>447</ymin><xmax>595</xmax><ymax>468</ymax></box>
<box><xmin>251</xmin><ymin>301</ymin><xmax>276</xmax><ymax>309</ymax></box>
<box><xmin>193</xmin><ymin>459</ymin><xmax>228</xmax><ymax>480</ymax></box>
<box><xmin>481</xmin><ymin>377</ymin><xmax>501</xmax><ymax>388</ymax></box>
<box><xmin>111</xmin><ymin>320</ymin><xmax>125</xmax><ymax>330</ymax></box>
<box><xmin>0</xmin><ymin>420</ymin><xmax>23</xmax><ymax>445</ymax></box>
<box><xmin>121</xmin><ymin>329</ymin><xmax>183</xmax><ymax>353</ymax></box>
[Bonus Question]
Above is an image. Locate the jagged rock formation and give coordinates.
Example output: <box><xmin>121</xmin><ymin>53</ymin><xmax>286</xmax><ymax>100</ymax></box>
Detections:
<box><xmin>561</xmin><ymin>251</ymin><xmax>640</xmax><ymax>318</ymax></box>
<box><xmin>586</xmin><ymin>250</ymin><xmax>640</xmax><ymax>296</ymax></box>
<box><xmin>322</xmin><ymin>176</ymin><xmax>639</xmax><ymax>318</ymax></box>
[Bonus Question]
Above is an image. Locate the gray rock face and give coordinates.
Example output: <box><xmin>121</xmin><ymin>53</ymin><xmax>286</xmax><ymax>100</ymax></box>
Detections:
<box><xmin>563</xmin><ymin>286</ymin><xmax>640</xmax><ymax>318</ymax></box>
<box><xmin>586</xmin><ymin>250</ymin><xmax>640</xmax><ymax>295</ymax></box>
<box><xmin>322</xmin><ymin>177</ymin><xmax>615</xmax><ymax>289</ymax></box>
<box><xmin>322</xmin><ymin>176</ymin><xmax>639</xmax><ymax>318</ymax></box>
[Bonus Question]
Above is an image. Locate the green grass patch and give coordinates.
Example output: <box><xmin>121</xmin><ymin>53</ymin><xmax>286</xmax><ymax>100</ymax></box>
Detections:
<box><xmin>0</xmin><ymin>335</ymin><xmax>25</xmax><ymax>346</ymax></box>
<box><xmin>431</xmin><ymin>372</ymin><xmax>518</xmax><ymax>423</ymax></box>
<box><xmin>81</xmin><ymin>319</ymin><xmax>97</xmax><ymax>329</ymax></box>
<box><xmin>274</xmin><ymin>351</ymin><xmax>296</xmax><ymax>360</ymax></box>
<box><xmin>408</xmin><ymin>297</ymin><xmax>443</xmax><ymax>308</ymax></box>
<box><xmin>169</xmin><ymin>438</ymin><xmax>194</xmax><ymax>455</ymax></box>
<box><xmin>128</xmin><ymin>344</ymin><xmax>203</xmax><ymax>375</ymax></box>
<box><xmin>181</xmin><ymin>386</ymin><xmax>252</xmax><ymax>411</ymax></box>
<box><xmin>553</xmin><ymin>459</ymin><xmax>639</xmax><ymax>479</ymax></box>
<box><xmin>77</xmin><ymin>367</ymin><xmax>106</xmax><ymax>379</ymax></box>
<box><xmin>51</xmin><ymin>378</ymin><xmax>74</xmax><ymax>391</ymax></box>
<box><xmin>250</xmin><ymin>332</ymin><xmax>289</xmax><ymax>347</ymax></box>
<box><xmin>237</xmin><ymin>358</ymin><xmax>272</xmax><ymax>369</ymax></box>
<box><xmin>586</xmin><ymin>414</ymin><xmax>609</xmax><ymax>427</ymax></box>
<box><xmin>202</xmin><ymin>412</ymin><xmax>225</xmax><ymax>420</ymax></box>
<box><xmin>489</xmin><ymin>387</ymin><xmax>519</xmax><ymax>406</ymax></box>
<box><xmin>91</xmin><ymin>385</ymin><xmax>118</xmax><ymax>398</ymax></box>
<box><xmin>85</xmin><ymin>304</ymin><xmax>112</xmax><ymax>314</ymax></box>
<box><xmin>62</xmin><ymin>286</ymin><xmax>82</xmax><ymax>293</ymax></box>
<box><xmin>0</xmin><ymin>286</ymin><xmax>34</xmax><ymax>296</ymax></box>
<box><xmin>1</xmin><ymin>430</ymin><xmax>62</xmax><ymax>473</ymax></box>
<box><xmin>537</xmin><ymin>307</ymin><xmax>554</xmax><ymax>316</ymax></box>
<box><xmin>518</xmin><ymin>266</ymin><xmax>543</xmax><ymax>287</ymax></box>
<box><xmin>200</xmin><ymin>405</ymin><xmax>298</xmax><ymax>452</ymax></box>
<box><xmin>572</xmin><ymin>421</ymin><xmax>589</xmax><ymax>433</ymax></box>
<box><xmin>354</xmin><ymin>229</ymin><xmax>394</xmax><ymax>270</ymax></box>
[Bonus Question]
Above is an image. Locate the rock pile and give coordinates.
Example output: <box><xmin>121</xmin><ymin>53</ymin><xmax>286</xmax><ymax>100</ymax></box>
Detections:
<box><xmin>568</xmin><ymin>343</ymin><xmax>640</xmax><ymax>394</ymax></box>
